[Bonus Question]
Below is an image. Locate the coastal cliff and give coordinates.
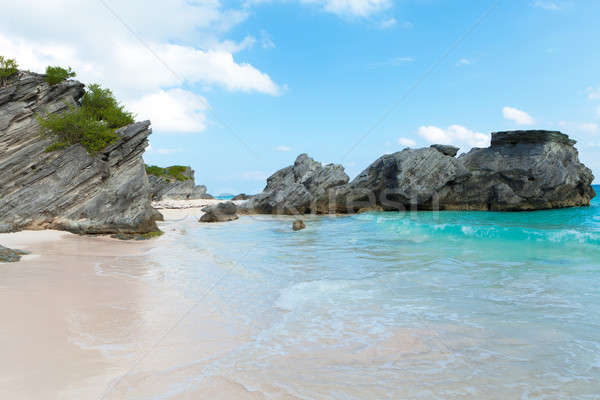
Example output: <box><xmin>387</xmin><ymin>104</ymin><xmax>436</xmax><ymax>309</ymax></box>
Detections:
<box><xmin>243</xmin><ymin>131</ymin><xmax>595</xmax><ymax>214</ymax></box>
<box><xmin>147</xmin><ymin>165</ymin><xmax>213</xmax><ymax>200</ymax></box>
<box><xmin>0</xmin><ymin>71</ymin><xmax>159</xmax><ymax>233</ymax></box>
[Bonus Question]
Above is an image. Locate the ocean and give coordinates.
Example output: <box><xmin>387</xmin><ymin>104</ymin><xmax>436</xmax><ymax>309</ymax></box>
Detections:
<box><xmin>97</xmin><ymin>186</ymin><xmax>600</xmax><ymax>399</ymax></box>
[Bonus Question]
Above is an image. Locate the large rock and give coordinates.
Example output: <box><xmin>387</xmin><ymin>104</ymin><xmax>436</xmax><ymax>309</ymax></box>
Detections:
<box><xmin>243</xmin><ymin>131</ymin><xmax>594</xmax><ymax>214</ymax></box>
<box><xmin>199</xmin><ymin>202</ymin><xmax>238</xmax><ymax>222</ymax></box>
<box><xmin>148</xmin><ymin>167</ymin><xmax>213</xmax><ymax>200</ymax></box>
<box><xmin>443</xmin><ymin>131</ymin><xmax>595</xmax><ymax>210</ymax></box>
<box><xmin>0</xmin><ymin>71</ymin><xmax>160</xmax><ymax>233</ymax></box>
<box><xmin>241</xmin><ymin>154</ymin><xmax>350</xmax><ymax>214</ymax></box>
<box><xmin>335</xmin><ymin>146</ymin><xmax>472</xmax><ymax>212</ymax></box>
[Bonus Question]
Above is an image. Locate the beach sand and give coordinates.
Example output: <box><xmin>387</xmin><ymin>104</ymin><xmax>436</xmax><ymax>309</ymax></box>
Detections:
<box><xmin>153</xmin><ymin>199</ymin><xmax>247</xmax><ymax>220</ymax></box>
<box><xmin>0</xmin><ymin>204</ymin><xmax>255</xmax><ymax>399</ymax></box>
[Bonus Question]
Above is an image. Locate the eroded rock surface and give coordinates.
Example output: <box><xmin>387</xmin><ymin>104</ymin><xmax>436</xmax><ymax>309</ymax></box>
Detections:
<box><xmin>148</xmin><ymin>167</ymin><xmax>213</xmax><ymax>201</ymax></box>
<box><xmin>0</xmin><ymin>72</ymin><xmax>159</xmax><ymax>233</ymax></box>
<box><xmin>200</xmin><ymin>202</ymin><xmax>238</xmax><ymax>223</ymax></box>
<box><xmin>241</xmin><ymin>154</ymin><xmax>349</xmax><ymax>214</ymax></box>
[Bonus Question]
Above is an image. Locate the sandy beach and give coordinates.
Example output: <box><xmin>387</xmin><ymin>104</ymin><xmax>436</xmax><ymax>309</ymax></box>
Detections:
<box><xmin>0</xmin><ymin>202</ymin><xmax>257</xmax><ymax>399</ymax></box>
<box><xmin>152</xmin><ymin>199</ymin><xmax>247</xmax><ymax>220</ymax></box>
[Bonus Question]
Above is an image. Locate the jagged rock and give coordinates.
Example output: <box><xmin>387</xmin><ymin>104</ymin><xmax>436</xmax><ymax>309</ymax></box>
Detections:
<box><xmin>241</xmin><ymin>154</ymin><xmax>349</xmax><ymax>214</ymax></box>
<box><xmin>0</xmin><ymin>245</ymin><xmax>29</xmax><ymax>263</ymax></box>
<box><xmin>0</xmin><ymin>71</ymin><xmax>159</xmax><ymax>234</ymax></box>
<box><xmin>199</xmin><ymin>202</ymin><xmax>238</xmax><ymax>223</ymax></box>
<box><xmin>343</xmin><ymin>130</ymin><xmax>595</xmax><ymax>212</ymax></box>
<box><xmin>243</xmin><ymin>131</ymin><xmax>594</xmax><ymax>214</ymax></box>
<box><xmin>232</xmin><ymin>193</ymin><xmax>253</xmax><ymax>201</ymax></box>
<box><xmin>292</xmin><ymin>220</ymin><xmax>306</xmax><ymax>231</ymax></box>
<box><xmin>335</xmin><ymin>146</ymin><xmax>471</xmax><ymax>212</ymax></box>
<box><xmin>443</xmin><ymin>130</ymin><xmax>595</xmax><ymax>210</ymax></box>
<box><xmin>430</xmin><ymin>144</ymin><xmax>459</xmax><ymax>157</ymax></box>
<box><xmin>148</xmin><ymin>167</ymin><xmax>213</xmax><ymax>200</ymax></box>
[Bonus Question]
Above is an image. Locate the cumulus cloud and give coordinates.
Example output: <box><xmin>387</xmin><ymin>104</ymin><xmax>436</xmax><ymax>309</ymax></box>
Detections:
<box><xmin>587</xmin><ymin>87</ymin><xmax>600</xmax><ymax>100</ymax></box>
<box><xmin>128</xmin><ymin>89</ymin><xmax>209</xmax><ymax>133</ymax></box>
<box><xmin>418</xmin><ymin>125</ymin><xmax>490</xmax><ymax>151</ymax></box>
<box><xmin>274</xmin><ymin>145</ymin><xmax>292</xmax><ymax>152</ymax></box>
<box><xmin>397</xmin><ymin>137</ymin><xmax>416</xmax><ymax>147</ymax></box>
<box><xmin>0</xmin><ymin>0</ymin><xmax>281</xmax><ymax>135</ymax></box>
<box><xmin>502</xmin><ymin>106</ymin><xmax>535</xmax><ymax>125</ymax></box>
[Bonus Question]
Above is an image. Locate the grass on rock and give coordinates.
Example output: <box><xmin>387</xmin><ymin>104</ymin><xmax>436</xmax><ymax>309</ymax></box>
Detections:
<box><xmin>145</xmin><ymin>165</ymin><xmax>191</xmax><ymax>182</ymax></box>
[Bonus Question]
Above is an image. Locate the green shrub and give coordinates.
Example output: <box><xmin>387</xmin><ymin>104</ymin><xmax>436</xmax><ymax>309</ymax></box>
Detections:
<box><xmin>0</xmin><ymin>56</ymin><xmax>18</xmax><ymax>86</ymax></box>
<box><xmin>39</xmin><ymin>83</ymin><xmax>134</xmax><ymax>155</ymax></box>
<box><xmin>82</xmin><ymin>84</ymin><xmax>134</xmax><ymax>128</ymax></box>
<box><xmin>38</xmin><ymin>105</ymin><xmax>119</xmax><ymax>154</ymax></box>
<box><xmin>145</xmin><ymin>164</ymin><xmax>191</xmax><ymax>182</ymax></box>
<box><xmin>44</xmin><ymin>66</ymin><xmax>76</xmax><ymax>85</ymax></box>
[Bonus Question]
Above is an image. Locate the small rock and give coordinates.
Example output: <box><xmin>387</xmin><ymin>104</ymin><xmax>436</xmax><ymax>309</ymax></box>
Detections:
<box><xmin>200</xmin><ymin>202</ymin><xmax>239</xmax><ymax>223</ymax></box>
<box><xmin>293</xmin><ymin>220</ymin><xmax>306</xmax><ymax>231</ymax></box>
<box><xmin>0</xmin><ymin>245</ymin><xmax>29</xmax><ymax>263</ymax></box>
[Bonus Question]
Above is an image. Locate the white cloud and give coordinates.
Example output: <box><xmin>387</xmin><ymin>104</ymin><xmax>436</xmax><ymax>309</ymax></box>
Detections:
<box><xmin>301</xmin><ymin>0</ymin><xmax>392</xmax><ymax>17</ymax></box>
<box><xmin>398</xmin><ymin>137</ymin><xmax>416</xmax><ymax>147</ymax></box>
<box><xmin>456</xmin><ymin>58</ymin><xmax>472</xmax><ymax>66</ymax></box>
<box><xmin>587</xmin><ymin>87</ymin><xmax>600</xmax><ymax>100</ymax></box>
<box><xmin>532</xmin><ymin>1</ymin><xmax>562</xmax><ymax>10</ymax></box>
<box><xmin>370</xmin><ymin>56</ymin><xmax>414</xmax><ymax>68</ymax></box>
<box><xmin>378</xmin><ymin>17</ymin><xmax>397</xmax><ymax>29</ymax></box>
<box><xmin>418</xmin><ymin>125</ymin><xmax>490</xmax><ymax>151</ymax></box>
<box><xmin>274</xmin><ymin>145</ymin><xmax>292</xmax><ymax>152</ymax></box>
<box><xmin>128</xmin><ymin>89</ymin><xmax>208</xmax><ymax>133</ymax></box>
<box><xmin>502</xmin><ymin>106</ymin><xmax>535</xmax><ymax>125</ymax></box>
<box><xmin>0</xmin><ymin>0</ymin><xmax>281</xmax><ymax>135</ymax></box>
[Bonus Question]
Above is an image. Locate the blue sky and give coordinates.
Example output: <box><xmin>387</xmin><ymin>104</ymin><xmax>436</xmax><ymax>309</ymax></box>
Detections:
<box><xmin>2</xmin><ymin>0</ymin><xmax>600</xmax><ymax>194</ymax></box>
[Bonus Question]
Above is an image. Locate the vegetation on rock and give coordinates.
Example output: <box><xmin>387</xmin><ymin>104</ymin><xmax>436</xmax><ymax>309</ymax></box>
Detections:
<box><xmin>0</xmin><ymin>56</ymin><xmax>18</xmax><ymax>86</ymax></box>
<box><xmin>39</xmin><ymin>83</ymin><xmax>134</xmax><ymax>154</ymax></box>
<box><xmin>145</xmin><ymin>165</ymin><xmax>192</xmax><ymax>182</ymax></box>
<box><xmin>44</xmin><ymin>66</ymin><xmax>76</xmax><ymax>85</ymax></box>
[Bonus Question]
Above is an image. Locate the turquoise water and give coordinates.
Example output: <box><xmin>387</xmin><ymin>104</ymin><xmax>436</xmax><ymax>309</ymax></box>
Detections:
<box><xmin>119</xmin><ymin>189</ymin><xmax>600</xmax><ymax>398</ymax></box>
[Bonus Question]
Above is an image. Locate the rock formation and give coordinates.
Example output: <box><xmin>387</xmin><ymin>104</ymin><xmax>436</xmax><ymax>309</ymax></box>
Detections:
<box><xmin>200</xmin><ymin>202</ymin><xmax>239</xmax><ymax>222</ymax></box>
<box><xmin>292</xmin><ymin>220</ymin><xmax>306</xmax><ymax>231</ymax></box>
<box><xmin>0</xmin><ymin>245</ymin><xmax>29</xmax><ymax>262</ymax></box>
<box><xmin>232</xmin><ymin>193</ymin><xmax>253</xmax><ymax>201</ymax></box>
<box><xmin>0</xmin><ymin>71</ymin><xmax>160</xmax><ymax>233</ymax></box>
<box><xmin>240</xmin><ymin>154</ymin><xmax>349</xmax><ymax>214</ymax></box>
<box><xmin>147</xmin><ymin>166</ymin><xmax>213</xmax><ymax>200</ymax></box>
<box><xmin>244</xmin><ymin>131</ymin><xmax>595</xmax><ymax>214</ymax></box>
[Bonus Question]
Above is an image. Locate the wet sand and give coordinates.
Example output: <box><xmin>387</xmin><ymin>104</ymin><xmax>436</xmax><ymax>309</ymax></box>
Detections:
<box><xmin>0</xmin><ymin>229</ymin><xmax>261</xmax><ymax>399</ymax></box>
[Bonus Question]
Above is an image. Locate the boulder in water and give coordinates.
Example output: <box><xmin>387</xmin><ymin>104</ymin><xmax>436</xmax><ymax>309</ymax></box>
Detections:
<box><xmin>292</xmin><ymin>220</ymin><xmax>306</xmax><ymax>231</ymax></box>
<box><xmin>200</xmin><ymin>202</ymin><xmax>239</xmax><ymax>223</ymax></box>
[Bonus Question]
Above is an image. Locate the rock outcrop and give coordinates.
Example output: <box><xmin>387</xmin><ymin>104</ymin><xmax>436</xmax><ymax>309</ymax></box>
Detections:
<box><xmin>0</xmin><ymin>245</ymin><xmax>29</xmax><ymax>262</ymax></box>
<box><xmin>243</xmin><ymin>131</ymin><xmax>595</xmax><ymax>214</ymax></box>
<box><xmin>148</xmin><ymin>167</ymin><xmax>213</xmax><ymax>200</ymax></box>
<box><xmin>232</xmin><ymin>193</ymin><xmax>253</xmax><ymax>201</ymax></box>
<box><xmin>199</xmin><ymin>202</ymin><xmax>238</xmax><ymax>222</ymax></box>
<box><xmin>240</xmin><ymin>154</ymin><xmax>350</xmax><ymax>214</ymax></box>
<box><xmin>0</xmin><ymin>71</ymin><xmax>160</xmax><ymax>233</ymax></box>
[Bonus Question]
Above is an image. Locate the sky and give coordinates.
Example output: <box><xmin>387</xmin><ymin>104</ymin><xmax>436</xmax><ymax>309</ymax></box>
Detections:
<box><xmin>1</xmin><ymin>0</ymin><xmax>600</xmax><ymax>194</ymax></box>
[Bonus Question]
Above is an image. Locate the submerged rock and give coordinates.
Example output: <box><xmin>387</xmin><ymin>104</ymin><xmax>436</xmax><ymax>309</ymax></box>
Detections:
<box><xmin>200</xmin><ymin>202</ymin><xmax>239</xmax><ymax>223</ymax></box>
<box><xmin>147</xmin><ymin>166</ymin><xmax>214</xmax><ymax>200</ymax></box>
<box><xmin>292</xmin><ymin>220</ymin><xmax>306</xmax><ymax>231</ymax></box>
<box><xmin>240</xmin><ymin>154</ymin><xmax>349</xmax><ymax>214</ymax></box>
<box><xmin>0</xmin><ymin>72</ymin><xmax>159</xmax><ymax>234</ymax></box>
<box><xmin>0</xmin><ymin>245</ymin><xmax>29</xmax><ymax>263</ymax></box>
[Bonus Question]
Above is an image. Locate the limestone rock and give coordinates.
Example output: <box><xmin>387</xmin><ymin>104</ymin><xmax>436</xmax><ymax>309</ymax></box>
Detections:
<box><xmin>292</xmin><ymin>220</ymin><xmax>306</xmax><ymax>231</ymax></box>
<box><xmin>0</xmin><ymin>245</ymin><xmax>29</xmax><ymax>263</ymax></box>
<box><xmin>241</xmin><ymin>154</ymin><xmax>349</xmax><ymax>214</ymax></box>
<box><xmin>148</xmin><ymin>167</ymin><xmax>213</xmax><ymax>200</ymax></box>
<box><xmin>430</xmin><ymin>144</ymin><xmax>459</xmax><ymax>157</ymax></box>
<box><xmin>0</xmin><ymin>71</ymin><xmax>159</xmax><ymax>234</ymax></box>
<box><xmin>200</xmin><ymin>202</ymin><xmax>238</xmax><ymax>223</ymax></box>
<box><xmin>232</xmin><ymin>193</ymin><xmax>253</xmax><ymax>201</ymax></box>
